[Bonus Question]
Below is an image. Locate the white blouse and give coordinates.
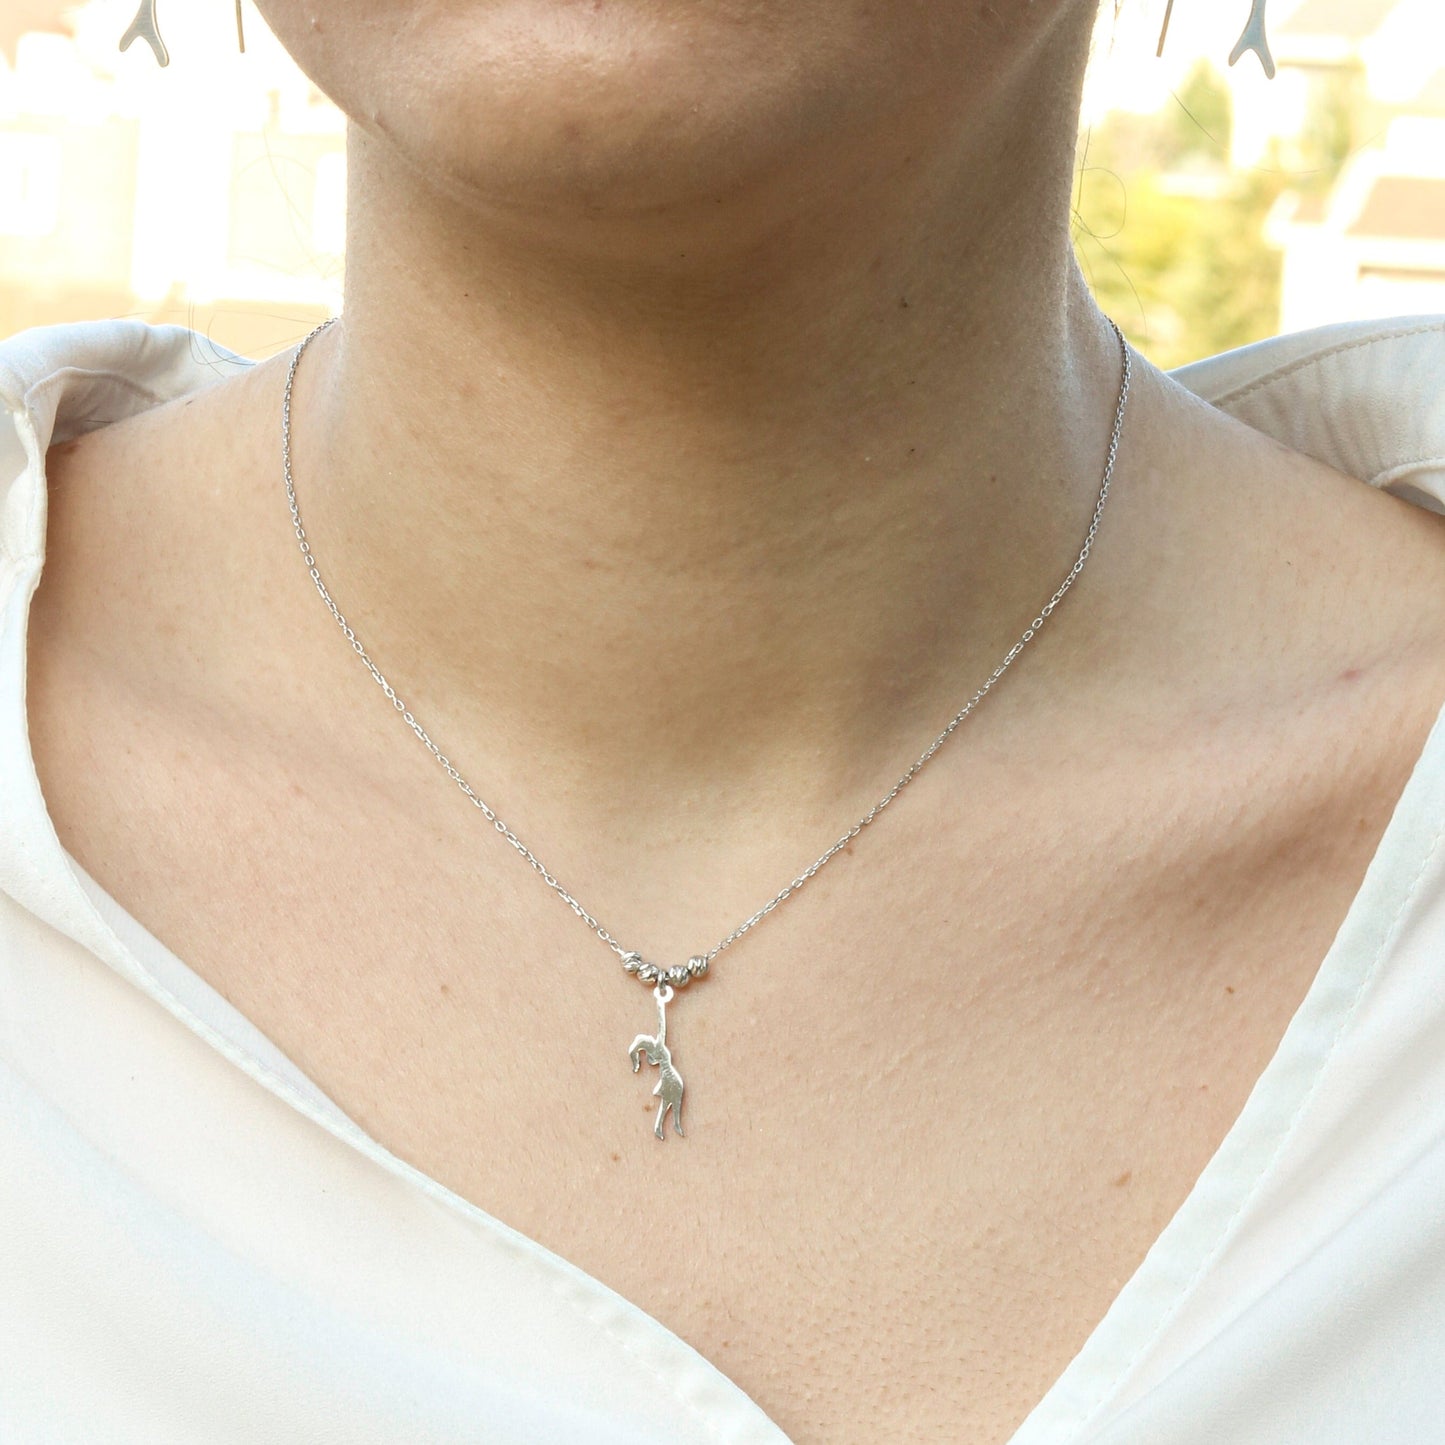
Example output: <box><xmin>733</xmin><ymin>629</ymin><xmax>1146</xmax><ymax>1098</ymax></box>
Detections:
<box><xmin>2</xmin><ymin>315</ymin><xmax>1444</xmax><ymax>1443</ymax></box>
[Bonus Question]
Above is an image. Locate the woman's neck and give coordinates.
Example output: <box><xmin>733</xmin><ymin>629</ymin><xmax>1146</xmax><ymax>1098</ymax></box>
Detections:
<box><xmin>287</xmin><ymin>15</ymin><xmax>1131</xmax><ymax>813</ymax></box>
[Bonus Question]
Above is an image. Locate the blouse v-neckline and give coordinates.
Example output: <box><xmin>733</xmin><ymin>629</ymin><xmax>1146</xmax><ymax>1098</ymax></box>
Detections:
<box><xmin>3</xmin><ymin>316</ymin><xmax>1445</xmax><ymax>1443</ymax></box>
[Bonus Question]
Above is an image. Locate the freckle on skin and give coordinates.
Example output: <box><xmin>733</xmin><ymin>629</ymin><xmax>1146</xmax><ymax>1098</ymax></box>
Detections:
<box><xmin>1225</xmin><ymin>984</ymin><xmax>1235</xmax><ymax>994</ymax></box>
<box><xmin>1340</xmin><ymin>666</ymin><xmax>1363</xmax><ymax>683</ymax></box>
<box><xmin>1113</xmin><ymin>1171</ymin><xmax>1132</xmax><ymax>1187</ymax></box>
<box><xmin>439</xmin><ymin>982</ymin><xmax>450</xmax><ymax>994</ymax></box>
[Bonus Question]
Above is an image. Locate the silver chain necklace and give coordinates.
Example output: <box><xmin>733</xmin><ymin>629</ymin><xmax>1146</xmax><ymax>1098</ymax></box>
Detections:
<box><xmin>281</xmin><ymin>315</ymin><xmax>1132</xmax><ymax>1141</ymax></box>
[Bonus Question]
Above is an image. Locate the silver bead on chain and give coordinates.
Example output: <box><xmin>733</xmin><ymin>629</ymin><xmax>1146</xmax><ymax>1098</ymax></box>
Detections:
<box><xmin>281</xmin><ymin>315</ymin><xmax>1132</xmax><ymax>989</ymax></box>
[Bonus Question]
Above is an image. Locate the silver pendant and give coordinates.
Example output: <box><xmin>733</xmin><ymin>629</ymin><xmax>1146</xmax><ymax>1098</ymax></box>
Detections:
<box><xmin>629</xmin><ymin>983</ymin><xmax>685</xmax><ymax>1140</ymax></box>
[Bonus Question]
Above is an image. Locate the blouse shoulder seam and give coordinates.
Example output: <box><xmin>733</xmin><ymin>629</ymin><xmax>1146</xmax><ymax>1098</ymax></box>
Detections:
<box><xmin>3</xmin><ymin>364</ymin><xmax>168</xmax><ymax>417</ymax></box>
<box><xmin>1204</xmin><ymin>319</ymin><xmax>1445</xmax><ymax>410</ymax></box>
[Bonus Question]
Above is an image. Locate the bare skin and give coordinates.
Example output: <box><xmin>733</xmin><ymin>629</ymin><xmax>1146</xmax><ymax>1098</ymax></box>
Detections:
<box><xmin>22</xmin><ymin>0</ymin><xmax>1445</xmax><ymax>1440</ymax></box>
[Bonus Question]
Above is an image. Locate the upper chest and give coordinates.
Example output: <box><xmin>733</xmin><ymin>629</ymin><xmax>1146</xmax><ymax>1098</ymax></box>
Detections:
<box><xmin>23</xmin><ymin>627</ymin><xmax>1445</xmax><ymax>1444</ymax></box>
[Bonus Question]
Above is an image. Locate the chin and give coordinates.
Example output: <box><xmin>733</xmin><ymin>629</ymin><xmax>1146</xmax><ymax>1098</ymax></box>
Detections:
<box><xmin>255</xmin><ymin>0</ymin><xmax>1017</xmax><ymax>241</ymax></box>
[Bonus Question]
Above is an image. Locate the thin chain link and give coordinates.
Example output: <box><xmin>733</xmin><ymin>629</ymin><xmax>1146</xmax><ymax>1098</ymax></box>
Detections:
<box><xmin>281</xmin><ymin>315</ymin><xmax>1132</xmax><ymax>969</ymax></box>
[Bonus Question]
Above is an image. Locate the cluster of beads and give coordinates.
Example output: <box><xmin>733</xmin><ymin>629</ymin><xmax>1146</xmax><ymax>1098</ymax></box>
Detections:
<box><xmin>622</xmin><ymin>951</ymin><xmax>709</xmax><ymax>989</ymax></box>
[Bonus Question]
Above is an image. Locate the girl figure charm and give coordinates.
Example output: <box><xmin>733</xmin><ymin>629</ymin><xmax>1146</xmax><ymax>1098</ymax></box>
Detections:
<box><xmin>621</xmin><ymin>951</ymin><xmax>706</xmax><ymax>1139</ymax></box>
<box><xmin>630</xmin><ymin>984</ymin><xmax>685</xmax><ymax>1140</ymax></box>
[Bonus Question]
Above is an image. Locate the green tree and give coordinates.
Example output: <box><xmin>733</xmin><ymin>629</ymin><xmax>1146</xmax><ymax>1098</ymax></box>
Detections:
<box><xmin>1163</xmin><ymin>61</ymin><xmax>1233</xmax><ymax>165</ymax></box>
<box><xmin>1072</xmin><ymin>74</ymin><xmax>1285</xmax><ymax>369</ymax></box>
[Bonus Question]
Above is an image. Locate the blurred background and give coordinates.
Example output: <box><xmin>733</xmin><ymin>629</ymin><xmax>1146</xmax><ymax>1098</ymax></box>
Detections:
<box><xmin>1</xmin><ymin>0</ymin><xmax>1442</xmax><ymax>366</ymax></box>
